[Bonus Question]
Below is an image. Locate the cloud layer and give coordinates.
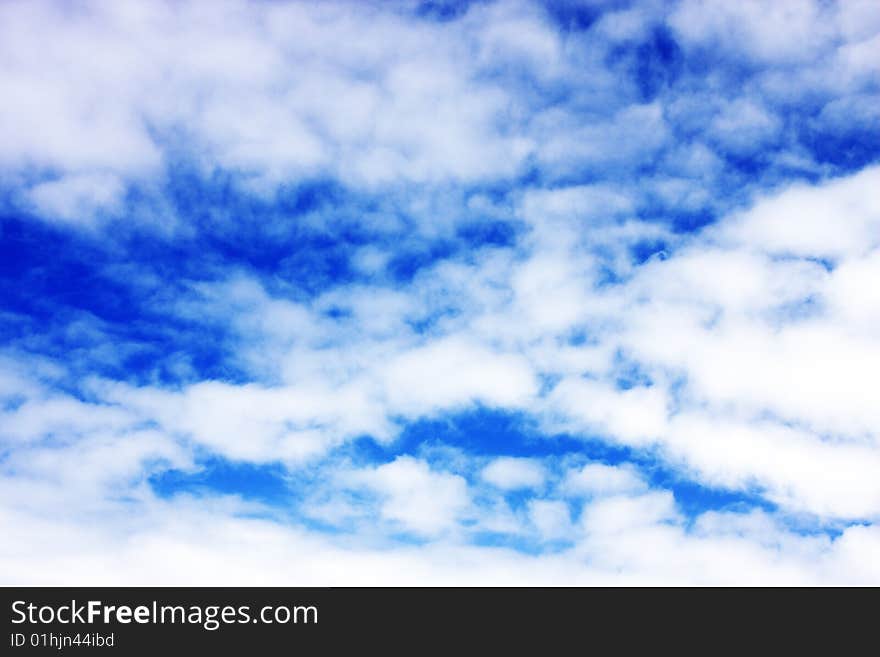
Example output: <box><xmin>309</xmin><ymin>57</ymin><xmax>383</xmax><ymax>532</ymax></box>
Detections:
<box><xmin>1</xmin><ymin>0</ymin><xmax>879</xmax><ymax>584</ymax></box>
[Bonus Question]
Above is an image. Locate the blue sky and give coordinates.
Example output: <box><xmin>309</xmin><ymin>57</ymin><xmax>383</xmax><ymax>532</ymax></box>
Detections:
<box><xmin>1</xmin><ymin>0</ymin><xmax>879</xmax><ymax>584</ymax></box>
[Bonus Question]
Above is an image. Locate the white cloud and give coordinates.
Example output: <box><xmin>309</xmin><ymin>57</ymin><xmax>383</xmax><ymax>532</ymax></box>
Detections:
<box><xmin>718</xmin><ymin>166</ymin><xmax>880</xmax><ymax>260</ymax></box>
<box><xmin>482</xmin><ymin>457</ymin><xmax>546</xmax><ymax>491</ymax></box>
<box><xmin>382</xmin><ymin>337</ymin><xmax>538</xmax><ymax>415</ymax></box>
<box><xmin>0</xmin><ymin>0</ymin><xmax>553</xmax><ymax>226</ymax></box>
<box><xmin>548</xmin><ymin>379</ymin><xmax>669</xmax><ymax>446</ymax></box>
<box><xmin>562</xmin><ymin>463</ymin><xmax>647</xmax><ymax>498</ymax></box>
<box><xmin>100</xmin><ymin>379</ymin><xmax>391</xmax><ymax>465</ymax></box>
<box><xmin>669</xmin><ymin>0</ymin><xmax>835</xmax><ymax>63</ymax></box>
<box><xmin>580</xmin><ymin>491</ymin><xmax>679</xmax><ymax>536</ymax></box>
<box><xmin>1</xmin><ymin>0</ymin><xmax>879</xmax><ymax>585</ymax></box>
<box><xmin>527</xmin><ymin>500</ymin><xmax>572</xmax><ymax>541</ymax></box>
<box><xmin>26</xmin><ymin>173</ymin><xmax>126</xmax><ymax>225</ymax></box>
<box><xmin>349</xmin><ymin>456</ymin><xmax>470</xmax><ymax>537</ymax></box>
<box><xmin>0</xmin><ymin>436</ymin><xmax>878</xmax><ymax>586</ymax></box>
<box><xmin>662</xmin><ymin>415</ymin><xmax>880</xmax><ymax>519</ymax></box>
<box><xmin>52</xmin><ymin>164</ymin><xmax>879</xmax><ymax>523</ymax></box>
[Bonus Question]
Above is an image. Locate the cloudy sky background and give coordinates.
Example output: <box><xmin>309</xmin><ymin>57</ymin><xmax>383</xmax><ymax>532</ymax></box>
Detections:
<box><xmin>1</xmin><ymin>0</ymin><xmax>879</xmax><ymax>584</ymax></box>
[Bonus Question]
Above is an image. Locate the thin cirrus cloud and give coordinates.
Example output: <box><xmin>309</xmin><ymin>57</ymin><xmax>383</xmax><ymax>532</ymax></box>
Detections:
<box><xmin>0</xmin><ymin>0</ymin><xmax>879</xmax><ymax>584</ymax></box>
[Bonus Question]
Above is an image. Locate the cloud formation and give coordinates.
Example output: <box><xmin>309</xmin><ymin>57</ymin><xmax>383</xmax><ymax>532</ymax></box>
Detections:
<box><xmin>1</xmin><ymin>0</ymin><xmax>879</xmax><ymax>584</ymax></box>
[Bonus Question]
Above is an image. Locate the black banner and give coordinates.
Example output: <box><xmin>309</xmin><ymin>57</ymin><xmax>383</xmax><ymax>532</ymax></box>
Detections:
<box><xmin>0</xmin><ymin>587</ymin><xmax>872</xmax><ymax>653</ymax></box>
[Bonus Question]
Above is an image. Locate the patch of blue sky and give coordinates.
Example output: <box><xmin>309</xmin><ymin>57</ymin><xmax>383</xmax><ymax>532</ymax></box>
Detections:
<box><xmin>611</xmin><ymin>357</ymin><xmax>654</xmax><ymax>391</ymax></box>
<box><xmin>604</xmin><ymin>25</ymin><xmax>684</xmax><ymax>103</ymax></box>
<box><xmin>149</xmin><ymin>457</ymin><xmax>292</xmax><ymax>507</ymax></box>
<box><xmin>0</xmin><ymin>225</ymin><xmax>239</xmax><ymax>385</ymax></box>
<box><xmin>543</xmin><ymin>0</ymin><xmax>612</xmax><ymax>33</ymax></box>
<box><xmin>629</xmin><ymin>238</ymin><xmax>669</xmax><ymax>265</ymax></box>
<box><xmin>414</xmin><ymin>0</ymin><xmax>484</xmax><ymax>23</ymax></box>
<box><xmin>470</xmin><ymin>530</ymin><xmax>574</xmax><ymax>556</ymax></box>
<box><xmin>800</xmin><ymin>120</ymin><xmax>880</xmax><ymax>172</ymax></box>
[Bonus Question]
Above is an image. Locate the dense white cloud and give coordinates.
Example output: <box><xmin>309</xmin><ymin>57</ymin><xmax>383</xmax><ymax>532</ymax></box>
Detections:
<box><xmin>720</xmin><ymin>166</ymin><xmax>880</xmax><ymax>259</ymax></box>
<box><xmin>26</xmin><ymin>173</ymin><xmax>127</xmax><ymax>225</ymax></box>
<box><xmin>482</xmin><ymin>457</ymin><xmax>546</xmax><ymax>490</ymax></box>
<box><xmin>382</xmin><ymin>337</ymin><xmax>539</xmax><ymax>413</ymax></box>
<box><xmin>562</xmin><ymin>463</ymin><xmax>647</xmax><ymax>498</ymax></box>
<box><xmin>344</xmin><ymin>456</ymin><xmax>471</xmax><ymax>537</ymax></box>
